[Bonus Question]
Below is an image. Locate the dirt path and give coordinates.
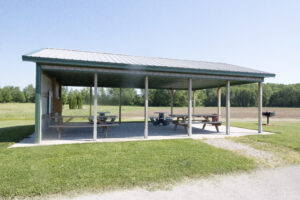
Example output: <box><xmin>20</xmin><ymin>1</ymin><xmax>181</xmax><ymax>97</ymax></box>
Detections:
<box><xmin>202</xmin><ymin>138</ymin><xmax>281</xmax><ymax>167</ymax></box>
<box><xmin>56</xmin><ymin>165</ymin><xmax>300</xmax><ymax>200</ymax></box>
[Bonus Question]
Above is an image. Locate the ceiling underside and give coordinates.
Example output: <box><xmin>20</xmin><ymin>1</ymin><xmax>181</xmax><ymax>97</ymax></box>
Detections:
<box><xmin>43</xmin><ymin>68</ymin><xmax>257</xmax><ymax>90</ymax></box>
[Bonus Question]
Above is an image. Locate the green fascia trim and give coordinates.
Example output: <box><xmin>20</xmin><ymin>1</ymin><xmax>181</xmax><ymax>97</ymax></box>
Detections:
<box><xmin>22</xmin><ymin>55</ymin><xmax>276</xmax><ymax>78</ymax></box>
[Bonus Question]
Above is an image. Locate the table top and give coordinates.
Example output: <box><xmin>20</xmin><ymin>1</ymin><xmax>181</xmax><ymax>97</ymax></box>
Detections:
<box><xmin>154</xmin><ymin>112</ymin><xmax>168</xmax><ymax>114</ymax></box>
<box><xmin>170</xmin><ymin>114</ymin><xmax>217</xmax><ymax>118</ymax></box>
<box><xmin>98</xmin><ymin>112</ymin><xmax>110</xmax><ymax>114</ymax></box>
<box><xmin>193</xmin><ymin>114</ymin><xmax>217</xmax><ymax>117</ymax></box>
<box><xmin>169</xmin><ymin>114</ymin><xmax>187</xmax><ymax>117</ymax></box>
<box><xmin>51</xmin><ymin>115</ymin><xmax>90</xmax><ymax>119</ymax></box>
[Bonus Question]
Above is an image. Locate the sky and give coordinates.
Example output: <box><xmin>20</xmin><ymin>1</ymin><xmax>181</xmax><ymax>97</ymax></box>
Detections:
<box><xmin>0</xmin><ymin>0</ymin><xmax>300</xmax><ymax>88</ymax></box>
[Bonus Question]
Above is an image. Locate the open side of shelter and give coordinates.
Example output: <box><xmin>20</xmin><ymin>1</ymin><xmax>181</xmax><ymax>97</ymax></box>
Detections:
<box><xmin>22</xmin><ymin>48</ymin><xmax>275</xmax><ymax>144</ymax></box>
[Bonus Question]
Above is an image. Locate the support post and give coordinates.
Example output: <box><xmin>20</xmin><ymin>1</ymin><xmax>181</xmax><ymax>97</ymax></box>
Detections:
<box><xmin>170</xmin><ymin>89</ymin><xmax>174</xmax><ymax>115</ymax></box>
<box><xmin>217</xmin><ymin>87</ymin><xmax>221</xmax><ymax>120</ymax></box>
<box><xmin>258</xmin><ymin>82</ymin><xmax>263</xmax><ymax>133</ymax></box>
<box><xmin>119</xmin><ymin>88</ymin><xmax>122</xmax><ymax>123</ymax></box>
<box><xmin>34</xmin><ymin>64</ymin><xmax>42</xmax><ymax>143</ymax></box>
<box><xmin>188</xmin><ymin>78</ymin><xmax>192</xmax><ymax>136</ymax></box>
<box><xmin>89</xmin><ymin>86</ymin><xmax>92</xmax><ymax>117</ymax></box>
<box><xmin>144</xmin><ymin>76</ymin><xmax>149</xmax><ymax>138</ymax></box>
<box><xmin>193</xmin><ymin>90</ymin><xmax>196</xmax><ymax>116</ymax></box>
<box><xmin>93</xmin><ymin>73</ymin><xmax>98</xmax><ymax>140</ymax></box>
<box><xmin>226</xmin><ymin>81</ymin><xmax>230</xmax><ymax>135</ymax></box>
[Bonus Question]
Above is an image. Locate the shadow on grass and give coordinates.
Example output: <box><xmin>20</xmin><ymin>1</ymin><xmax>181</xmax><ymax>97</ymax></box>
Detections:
<box><xmin>0</xmin><ymin>125</ymin><xmax>34</xmax><ymax>143</ymax></box>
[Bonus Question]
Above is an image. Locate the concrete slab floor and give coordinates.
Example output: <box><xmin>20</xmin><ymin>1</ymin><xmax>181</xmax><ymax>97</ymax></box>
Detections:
<box><xmin>9</xmin><ymin>123</ymin><xmax>273</xmax><ymax>148</ymax></box>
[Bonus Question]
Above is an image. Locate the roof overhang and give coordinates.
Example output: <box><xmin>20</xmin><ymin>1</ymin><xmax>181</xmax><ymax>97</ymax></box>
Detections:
<box><xmin>40</xmin><ymin>64</ymin><xmax>262</xmax><ymax>90</ymax></box>
<box><xmin>22</xmin><ymin>48</ymin><xmax>276</xmax><ymax>89</ymax></box>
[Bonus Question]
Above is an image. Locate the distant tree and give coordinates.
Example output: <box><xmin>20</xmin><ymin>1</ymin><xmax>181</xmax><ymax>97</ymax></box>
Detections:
<box><xmin>68</xmin><ymin>92</ymin><xmax>77</xmax><ymax>109</ymax></box>
<box><xmin>0</xmin><ymin>89</ymin><xmax>3</xmax><ymax>103</ymax></box>
<box><xmin>1</xmin><ymin>86</ymin><xmax>12</xmax><ymax>102</ymax></box>
<box><xmin>79</xmin><ymin>87</ymin><xmax>90</xmax><ymax>104</ymax></box>
<box><xmin>77</xmin><ymin>94</ymin><xmax>83</xmax><ymax>109</ymax></box>
<box><xmin>62</xmin><ymin>87</ymin><xmax>68</xmax><ymax>105</ymax></box>
<box><xmin>11</xmin><ymin>87</ymin><xmax>26</xmax><ymax>102</ymax></box>
<box><xmin>174</xmin><ymin>90</ymin><xmax>188</xmax><ymax>106</ymax></box>
<box><xmin>148</xmin><ymin>89</ymin><xmax>170</xmax><ymax>106</ymax></box>
<box><xmin>23</xmin><ymin>84</ymin><xmax>35</xmax><ymax>102</ymax></box>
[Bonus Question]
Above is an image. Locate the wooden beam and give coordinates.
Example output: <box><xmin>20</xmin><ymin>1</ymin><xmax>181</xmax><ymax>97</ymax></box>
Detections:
<box><xmin>144</xmin><ymin>76</ymin><xmax>149</xmax><ymax>138</ymax></box>
<box><xmin>170</xmin><ymin>89</ymin><xmax>174</xmax><ymax>115</ymax></box>
<box><xmin>218</xmin><ymin>87</ymin><xmax>221</xmax><ymax>120</ymax></box>
<box><xmin>188</xmin><ymin>78</ymin><xmax>192</xmax><ymax>136</ymax></box>
<box><xmin>226</xmin><ymin>81</ymin><xmax>230</xmax><ymax>135</ymax></box>
<box><xmin>35</xmin><ymin>64</ymin><xmax>42</xmax><ymax>143</ymax></box>
<box><xmin>93</xmin><ymin>73</ymin><xmax>98</xmax><ymax>140</ymax></box>
<box><xmin>119</xmin><ymin>88</ymin><xmax>122</xmax><ymax>123</ymax></box>
<box><xmin>258</xmin><ymin>82</ymin><xmax>263</xmax><ymax>133</ymax></box>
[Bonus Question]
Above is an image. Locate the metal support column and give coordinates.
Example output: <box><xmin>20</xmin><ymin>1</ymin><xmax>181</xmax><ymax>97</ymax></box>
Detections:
<box><xmin>93</xmin><ymin>73</ymin><xmax>98</xmax><ymax>140</ymax></box>
<box><xmin>34</xmin><ymin>64</ymin><xmax>42</xmax><ymax>143</ymax></box>
<box><xmin>217</xmin><ymin>87</ymin><xmax>221</xmax><ymax>120</ymax></box>
<box><xmin>193</xmin><ymin>90</ymin><xmax>196</xmax><ymax>116</ymax></box>
<box><xmin>258</xmin><ymin>82</ymin><xmax>263</xmax><ymax>133</ymax></box>
<box><xmin>226</xmin><ymin>81</ymin><xmax>230</xmax><ymax>135</ymax></box>
<box><xmin>119</xmin><ymin>88</ymin><xmax>122</xmax><ymax>123</ymax></box>
<box><xmin>89</xmin><ymin>87</ymin><xmax>92</xmax><ymax>117</ymax></box>
<box><xmin>188</xmin><ymin>78</ymin><xmax>192</xmax><ymax>136</ymax></box>
<box><xmin>144</xmin><ymin>76</ymin><xmax>149</xmax><ymax>138</ymax></box>
<box><xmin>170</xmin><ymin>89</ymin><xmax>174</xmax><ymax>115</ymax></box>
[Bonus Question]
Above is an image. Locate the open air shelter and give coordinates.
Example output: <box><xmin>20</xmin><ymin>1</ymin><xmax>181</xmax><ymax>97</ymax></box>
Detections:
<box><xmin>22</xmin><ymin>48</ymin><xmax>275</xmax><ymax>144</ymax></box>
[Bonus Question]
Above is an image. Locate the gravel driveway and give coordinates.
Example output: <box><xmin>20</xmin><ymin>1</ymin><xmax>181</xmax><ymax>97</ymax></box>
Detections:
<box><xmin>59</xmin><ymin>165</ymin><xmax>300</xmax><ymax>200</ymax></box>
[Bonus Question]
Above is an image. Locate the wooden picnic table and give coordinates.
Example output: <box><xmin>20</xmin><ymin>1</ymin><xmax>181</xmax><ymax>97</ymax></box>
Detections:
<box><xmin>170</xmin><ymin>114</ymin><xmax>222</xmax><ymax>132</ymax></box>
<box><xmin>49</xmin><ymin>115</ymin><xmax>118</xmax><ymax>138</ymax></box>
<box><xmin>98</xmin><ymin>112</ymin><xmax>110</xmax><ymax>116</ymax></box>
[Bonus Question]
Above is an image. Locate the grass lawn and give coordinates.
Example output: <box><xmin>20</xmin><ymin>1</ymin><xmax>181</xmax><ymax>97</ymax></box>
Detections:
<box><xmin>0</xmin><ymin>125</ymin><xmax>255</xmax><ymax>198</ymax></box>
<box><xmin>231</xmin><ymin>121</ymin><xmax>300</xmax><ymax>151</ymax></box>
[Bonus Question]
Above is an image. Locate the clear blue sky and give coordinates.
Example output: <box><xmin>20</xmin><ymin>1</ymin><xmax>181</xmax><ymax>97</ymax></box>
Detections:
<box><xmin>1</xmin><ymin>0</ymin><xmax>299</xmax><ymax>88</ymax></box>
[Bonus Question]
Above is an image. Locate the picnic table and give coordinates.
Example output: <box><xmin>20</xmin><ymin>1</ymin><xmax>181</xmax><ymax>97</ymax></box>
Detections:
<box><xmin>98</xmin><ymin>112</ymin><xmax>110</xmax><ymax>116</ymax></box>
<box><xmin>150</xmin><ymin>112</ymin><xmax>171</xmax><ymax>126</ymax></box>
<box><xmin>170</xmin><ymin>114</ymin><xmax>222</xmax><ymax>132</ymax></box>
<box><xmin>49</xmin><ymin>115</ymin><xmax>118</xmax><ymax>139</ymax></box>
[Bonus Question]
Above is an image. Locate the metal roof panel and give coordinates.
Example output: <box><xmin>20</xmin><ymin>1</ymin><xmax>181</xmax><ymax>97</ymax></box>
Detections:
<box><xmin>23</xmin><ymin>48</ymin><xmax>275</xmax><ymax>78</ymax></box>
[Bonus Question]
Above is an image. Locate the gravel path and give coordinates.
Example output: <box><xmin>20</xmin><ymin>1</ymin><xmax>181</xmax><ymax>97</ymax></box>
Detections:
<box><xmin>57</xmin><ymin>165</ymin><xmax>300</xmax><ymax>200</ymax></box>
<box><xmin>202</xmin><ymin>138</ymin><xmax>280</xmax><ymax>166</ymax></box>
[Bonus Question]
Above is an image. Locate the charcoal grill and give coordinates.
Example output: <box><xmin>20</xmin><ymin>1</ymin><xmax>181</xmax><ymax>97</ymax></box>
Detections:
<box><xmin>262</xmin><ymin>112</ymin><xmax>275</xmax><ymax>125</ymax></box>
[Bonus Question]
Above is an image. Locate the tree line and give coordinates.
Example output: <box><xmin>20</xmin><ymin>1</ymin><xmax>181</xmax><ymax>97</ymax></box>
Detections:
<box><xmin>0</xmin><ymin>85</ymin><xmax>35</xmax><ymax>103</ymax></box>
<box><xmin>1</xmin><ymin>83</ymin><xmax>300</xmax><ymax>107</ymax></box>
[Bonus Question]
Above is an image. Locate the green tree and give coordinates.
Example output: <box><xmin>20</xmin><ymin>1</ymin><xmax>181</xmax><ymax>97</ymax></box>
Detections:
<box><xmin>80</xmin><ymin>88</ymin><xmax>90</xmax><ymax>104</ymax></box>
<box><xmin>77</xmin><ymin>94</ymin><xmax>83</xmax><ymax>109</ymax></box>
<box><xmin>68</xmin><ymin>92</ymin><xmax>77</xmax><ymax>109</ymax></box>
<box><xmin>23</xmin><ymin>84</ymin><xmax>35</xmax><ymax>102</ymax></box>
<box><xmin>0</xmin><ymin>89</ymin><xmax>3</xmax><ymax>103</ymax></box>
<box><xmin>62</xmin><ymin>87</ymin><xmax>68</xmax><ymax>105</ymax></box>
<box><xmin>149</xmin><ymin>89</ymin><xmax>170</xmax><ymax>106</ymax></box>
<box><xmin>174</xmin><ymin>90</ymin><xmax>188</xmax><ymax>106</ymax></box>
<box><xmin>11</xmin><ymin>87</ymin><xmax>26</xmax><ymax>102</ymax></box>
<box><xmin>2</xmin><ymin>86</ymin><xmax>12</xmax><ymax>102</ymax></box>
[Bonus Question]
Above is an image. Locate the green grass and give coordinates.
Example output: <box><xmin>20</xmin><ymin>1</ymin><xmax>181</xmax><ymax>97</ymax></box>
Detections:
<box><xmin>0</xmin><ymin>126</ymin><xmax>255</xmax><ymax>198</ymax></box>
<box><xmin>0</xmin><ymin>103</ymin><xmax>35</xmax><ymax>121</ymax></box>
<box><xmin>231</xmin><ymin>121</ymin><xmax>300</xmax><ymax>151</ymax></box>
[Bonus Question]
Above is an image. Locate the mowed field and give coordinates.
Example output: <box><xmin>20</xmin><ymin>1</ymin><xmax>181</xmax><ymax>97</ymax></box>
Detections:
<box><xmin>0</xmin><ymin>103</ymin><xmax>299</xmax><ymax>128</ymax></box>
